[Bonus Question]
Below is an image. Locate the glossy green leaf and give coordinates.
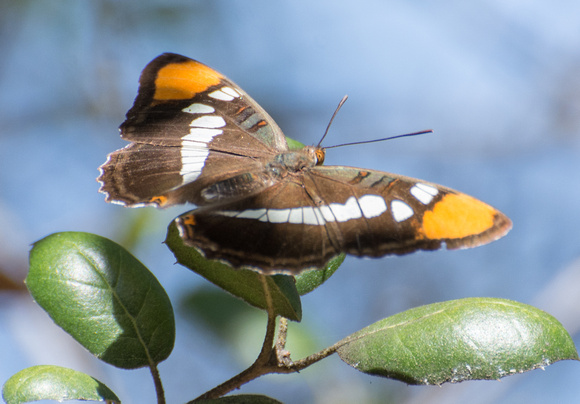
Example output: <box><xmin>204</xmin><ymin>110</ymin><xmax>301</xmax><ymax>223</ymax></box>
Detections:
<box><xmin>27</xmin><ymin>232</ymin><xmax>175</xmax><ymax>369</ymax></box>
<box><xmin>285</xmin><ymin>136</ymin><xmax>305</xmax><ymax>150</ymax></box>
<box><xmin>196</xmin><ymin>394</ymin><xmax>282</xmax><ymax>403</ymax></box>
<box><xmin>166</xmin><ymin>222</ymin><xmax>302</xmax><ymax>321</ymax></box>
<box><xmin>2</xmin><ymin>365</ymin><xmax>120</xmax><ymax>404</ymax></box>
<box><xmin>294</xmin><ymin>254</ymin><xmax>345</xmax><ymax>295</ymax></box>
<box><xmin>337</xmin><ymin>297</ymin><xmax>578</xmax><ymax>385</ymax></box>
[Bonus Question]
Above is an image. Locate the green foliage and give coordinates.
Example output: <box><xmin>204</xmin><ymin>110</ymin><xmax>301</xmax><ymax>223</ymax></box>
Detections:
<box><xmin>3</xmin><ymin>230</ymin><xmax>578</xmax><ymax>403</ymax></box>
<box><xmin>294</xmin><ymin>254</ymin><xmax>344</xmax><ymax>295</ymax></box>
<box><xmin>27</xmin><ymin>232</ymin><xmax>175</xmax><ymax>369</ymax></box>
<box><xmin>181</xmin><ymin>287</ymin><xmax>257</xmax><ymax>341</ymax></box>
<box><xmin>2</xmin><ymin>365</ymin><xmax>119</xmax><ymax>404</ymax></box>
<box><xmin>166</xmin><ymin>221</ymin><xmax>302</xmax><ymax>321</ymax></box>
<box><xmin>285</xmin><ymin>137</ymin><xmax>306</xmax><ymax>150</ymax></box>
<box><xmin>336</xmin><ymin>298</ymin><xmax>579</xmax><ymax>384</ymax></box>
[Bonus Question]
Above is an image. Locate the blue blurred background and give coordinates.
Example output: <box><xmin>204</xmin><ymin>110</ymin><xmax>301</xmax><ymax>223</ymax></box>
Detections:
<box><xmin>2</xmin><ymin>1</ymin><xmax>580</xmax><ymax>403</ymax></box>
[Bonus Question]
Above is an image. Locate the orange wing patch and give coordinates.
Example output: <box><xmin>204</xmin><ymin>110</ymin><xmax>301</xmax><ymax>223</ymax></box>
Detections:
<box><xmin>182</xmin><ymin>214</ymin><xmax>196</xmax><ymax>226</ymax></box>
<box><xmin>149</xmin><ymin>195</ymin><xmax>169</xmax><ymax>206</ymax></box>
<box><xmin>153</xmin><ymin>60</ymin><xmax>223</xmax><ymax>101</ymax></box>
<box><xmin>177</xmin><ymin>214</ymin><xmax>197</xmax><ymax>240</ymax></box>
<box><xmin>421</xmin><ymin>193</ymin><xmax>497</xmax><ymax>240</ymax></box>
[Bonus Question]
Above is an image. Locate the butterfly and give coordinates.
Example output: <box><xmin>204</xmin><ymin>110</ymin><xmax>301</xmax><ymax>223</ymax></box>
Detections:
<box><xmin>98</xmin><ymin>53</ymin><xmax>511</xmax><ymax>275</ymax></box>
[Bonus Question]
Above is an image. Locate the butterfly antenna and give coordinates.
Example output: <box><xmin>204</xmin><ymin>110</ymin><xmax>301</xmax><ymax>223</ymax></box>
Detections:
<box><xmin>317</xmin><ymin>95</ymin><xmax>349</xmax><ymax>147</ymax></box>
<box><xmin>324</xmin><ymin>129</ymin><xmax>434</xmax><ymax>149</ymax></box>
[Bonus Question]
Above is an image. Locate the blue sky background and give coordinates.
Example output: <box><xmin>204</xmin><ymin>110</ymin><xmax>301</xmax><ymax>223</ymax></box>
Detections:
<box><xmin>2</xmin><ymin>1</ymin><xmax>580</xmax><ymax>403</ymax></box>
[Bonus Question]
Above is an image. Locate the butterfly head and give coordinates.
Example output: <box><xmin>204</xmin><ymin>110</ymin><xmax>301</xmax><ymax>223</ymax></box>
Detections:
<box><xmin>290</xmin><ymin>146</ymin><xmax>325</xmax><ymax>169</ymax></box>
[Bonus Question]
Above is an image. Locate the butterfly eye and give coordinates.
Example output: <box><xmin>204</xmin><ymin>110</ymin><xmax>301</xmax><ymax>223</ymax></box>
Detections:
<box><xmin>315</xmin><ymin>149</ymin><xmax>325</xmax><ymax>165</ymax></box>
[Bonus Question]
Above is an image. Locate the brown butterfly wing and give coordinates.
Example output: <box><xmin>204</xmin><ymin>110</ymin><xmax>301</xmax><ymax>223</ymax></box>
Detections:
<box><xmin>175</xmin><ymin>165</ymin><xmax>511</xmax><ymax>274</ymax></box>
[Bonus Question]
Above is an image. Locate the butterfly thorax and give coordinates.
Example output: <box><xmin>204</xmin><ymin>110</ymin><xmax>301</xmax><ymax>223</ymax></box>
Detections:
<box><xmin>198</xmin><ymin>147</ymin><xmax>323</xmax><ymax>205</ymax></box>
<box><xmin>199</xmin><ymin>147</ymin><xmax>324</xmax><ymax>204</ymax></box>
<box><xmin>267</xmin><ymin>146</ymin><xmax>323</xmax><ymax>173</ymax></box>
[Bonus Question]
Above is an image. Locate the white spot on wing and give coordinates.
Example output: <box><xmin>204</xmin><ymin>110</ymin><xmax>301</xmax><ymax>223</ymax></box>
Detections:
<box><xmin>180</xmin><ymin>128</ymin><xmax>222</xmax><ymax>184</ymax></box>
<box><xmin>265</xmin><ymin>209</ymin><xmax>291</xmax><ymax>223</ymax></box>
<box><xmin>212</xmin><ymin>195</ymin><xmax>386</xmax><ymax>224</ymax></box>
<box><xmin>208</xmin><ymin>86</ymin><xmax>241</xmax><ymax>101</ymax></box>
<box><xmin>318</xmin><ymin>205</ymin><xmax>335</xmax><ymax>221</ymax></box>
<box><xmin>221</xmin><ymin>86</ymin><xmax>241</xmax><ymax>98</ymax></box>
<box><xmin>214</xmin><ymin>210</ymin><xmax>237</xmax><ymax>217</ymax></box>
<box><xmin>391</xmin><ymin>200</ymin><xmax>414</xmax><ymax>222</ymax></box>
<box><xmin>238</xmin><ymin>209</ymin><xmax>267</xmax><ymax>220</ymax></box>
<box><xmin>190</xmin><ymin>115</ymin><xmax>226</xmax><ymax>129</ymax></box>
<box><xmin>182</xmin><ymin>103</ymin><xmax>215</xmax><ymax>114</ymax></box>
<box><xmin>410</xmin><ymin>183</ymin><xmax>439</xmax><ymax>205</ymax></box>
<box><xmin>288</xmin><ymin>207</ymin><xmax>303</xmax><ymax>224</ymax></box>
<box><xmin>313</xmin><ymin>207</ymin><xmax>326</xmax><ymax>224</ymax></box>
<box><xmin>329</xmin><ymin>196</ymin><xmax>362</xmax><ymax>222</ymax></box>
<box><xmin>302</xmin><ymin>207</ymin><xmax>320</xmax><ymax>225</ymax></box>
<box><xmin>183</xmin><ymin>128</ymin><xmax>222</xmax><ymax>143</ymax></box>
<box><xmin>359</xmin><ymin>195</ymin><xmax>387</xmax><ymax>218</ymax></box>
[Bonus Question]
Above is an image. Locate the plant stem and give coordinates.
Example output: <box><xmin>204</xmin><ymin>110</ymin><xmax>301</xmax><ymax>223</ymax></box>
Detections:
<box><xmin>149</xmin><ymin>363</ymin><xmax>166</xmax><ymax>404</ymax></box>
<box><xmin>275</xmin><ymin>317</ymin><xmax>292</xmax><ymax>366</ymax></box>
<box><xmin>277</xmin><ymin>317</ymin><xmax>288</xmax><ymax>350</ymax></box>
<box><xmin>190</xmin><ymin>277</ymin><xmax>358</xmax><ymax>402</ymax></box>
<box><xmin>191</xmin><ymin>276</ymin><xmax>278</xmax><ymax>402</ymax></box>
<box><xmin>256</xmin><ymin>275</ymin><xmax>277</xmax><ymax>365</ymax></box>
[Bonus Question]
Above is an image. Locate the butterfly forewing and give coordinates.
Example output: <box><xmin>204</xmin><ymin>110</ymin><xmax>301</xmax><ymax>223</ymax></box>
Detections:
<box><xmin>99</xmin><ymin>53</ymin><xmax>288</xmax><ymax>207</ymax></box>
<box><xmin>312</xmin><ymin>166</ymin><xmax>512</xmax><ymax>251</ymax></box>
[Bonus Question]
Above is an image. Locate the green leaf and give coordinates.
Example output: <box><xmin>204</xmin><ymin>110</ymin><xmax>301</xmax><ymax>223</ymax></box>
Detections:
<box><xmin>180</xmin><ymin>287</ymin><xmax>257</xmax><ymax>341</ymax></box>
<box><xmin>166</xmin><ymin>222</ymin><xmax>302</xmax><ymax>321</ymax></box>
<box><xmin>337</xmin><ymin>297</ymin><xmax>579</xmax><ymax>385</ymax></box>
<box><xmin>294</xmin><ymin>254</ymin><xmax>345</xmax><ymax>295</ymax></box>
<box><xmin>196</xmin><ymin>394</ymin><xmax>283</xmax><ymax>403</ymax></box>
<box><xmin>2</xmin><ymin>365</ymin><xmax>120</xmax><ymax>404</ymax></box>
<box><xmin>27</xmin><ymin>232</ymin><xmax>175</xmax><ymax>369</ymax></box>
<box><xmin>285</xmin><ymin>136</ymin><xmax>305</xmax><ymax>150</ymax></box>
